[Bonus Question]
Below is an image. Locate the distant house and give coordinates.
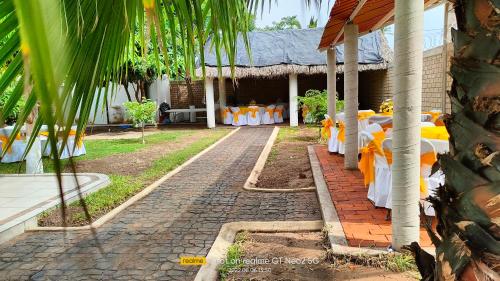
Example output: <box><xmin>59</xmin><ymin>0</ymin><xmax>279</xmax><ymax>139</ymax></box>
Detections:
<box><xmin>196</xmin><ymin>28</ymin><xmax>393</xmax><ymax>111</ymax></box>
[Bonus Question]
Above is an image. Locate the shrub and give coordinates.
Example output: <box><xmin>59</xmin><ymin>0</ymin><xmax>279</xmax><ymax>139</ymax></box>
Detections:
<box><xmin>123</xmin><ymin>99</ymin><xmax>157</xmax><ymax>143</ymax></box>
<box><xmin>298</xmin><ymin>89</ymin><xmax>344</xmax><ymax>124</ymax></box>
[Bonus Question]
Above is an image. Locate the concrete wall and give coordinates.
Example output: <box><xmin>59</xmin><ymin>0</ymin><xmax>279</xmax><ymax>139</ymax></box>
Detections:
<box><xmin>88</xmin><ymin>77</ymin><xmax>171</xmax><ymax>125</ymax></box>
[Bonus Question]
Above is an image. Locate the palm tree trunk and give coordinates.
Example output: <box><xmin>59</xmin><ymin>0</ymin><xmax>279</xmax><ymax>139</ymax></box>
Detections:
<box><xmin>391</xmin><ymin>0</ymin><xmax>424</xmax><ymax>249</ymax></box>
<box><xmin>407</xmin><ymin>1</ymin><xmax>500</xmax><ymax>280</ymax></box>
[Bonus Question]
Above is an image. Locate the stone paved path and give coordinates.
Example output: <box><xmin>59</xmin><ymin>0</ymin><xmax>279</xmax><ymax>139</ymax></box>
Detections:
<box><xmin>0</xmin><ymin>127</ymin><xmax>321</xmax><ymax>281</ymax></box>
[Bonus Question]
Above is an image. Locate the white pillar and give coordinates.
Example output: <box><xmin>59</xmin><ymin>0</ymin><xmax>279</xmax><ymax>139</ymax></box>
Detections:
<box><xmin>327</xmin><ymin>48</ymin><xmax>337</xmax><ymax>121</ymax></box>
<box><xmin>205</xmin><ymin>78</ymin><xmax>216</xmax><ymax>128</ymax></box>
<box><xmin>289</xmin><ymin>73</ymin><xmax>299</xmax><ymax>127</ymax></box>
<box><xmin>392</xmin><ymin>0</ymin><xmax>424</xmax><ymax>250</ymax></box>
<box><xmin>189</xmin><ymin>105</ymin><xmax>196</xmax><ymax>123</ymax></box>
<box><xmin>344</xmin><ymin>23</ymin><xmax>359</xmax><ymax>170</ymax></box>
<box><xmin>218</xmin><ymin>77</ymin><xmax>226</xmax><ymax>109</ymax></box>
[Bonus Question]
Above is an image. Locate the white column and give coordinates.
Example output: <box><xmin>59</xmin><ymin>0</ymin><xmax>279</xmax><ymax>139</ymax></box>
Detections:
<box><xmin>344</xmin><ymin>23</ymin><xmax>359</xmax><ymax>170</ymax></box>
<box><xmin>327</xmin><ymin>48</ymin><xmax>337</xmax><ymax>121</ymax></box>
<box><xmin>205</xmin><ymin>78</ymin><xmax>216</xmax><ymax>128</ymax></box>
<box><xmin>289</xmin><ymin>73</ymin><xmax>299</xmax><ymax>127</ymax></box>
<box><xmin>392</xmin><ymin>0</ymin><xmax>424</xmax><ymax>250</ymax></box>
<box><xmin>218</xmin><ymin>77</ymin><xmax>226</xmax><ymax>109</ymax></box>
<box><xmin>189</xmin><ymin>105</ymin><xmax>196</xmax><ymax>123</ymax></box>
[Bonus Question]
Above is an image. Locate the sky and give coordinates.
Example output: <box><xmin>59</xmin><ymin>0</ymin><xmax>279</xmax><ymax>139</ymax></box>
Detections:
<box><xmin>254</xmin><ymin>0</ymin><xmax>446</xmax><ymax>50</ymax></box>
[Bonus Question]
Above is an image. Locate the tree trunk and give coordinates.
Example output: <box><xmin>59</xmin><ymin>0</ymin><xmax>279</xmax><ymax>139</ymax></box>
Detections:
<box><xmin>408</xmin><ymin>1</ymin><xmax>499</xmax><ymax>280</ymax></box>
<box><xmin>391</xmin><ymin>0</ymin><xmax>424</xmax><ymax>250</ymax></box>
<box><xmin>141</xmin><ymin>122</ymin><xmax>145</xmax><ymax>144</ymax></box>
<box><xmin>185</xmin><ymin>66</ymin><xmax>194</xmax><ymax>106</ymax></box>
<box><xmin>123</xmin><ymin>82</ymin><xmax>133</xmax><ymax>102</ymax></box>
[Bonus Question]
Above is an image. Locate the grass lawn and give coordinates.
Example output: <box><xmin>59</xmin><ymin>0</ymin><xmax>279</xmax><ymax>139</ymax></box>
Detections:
<box><xmin>0</xmin><ymin>130</ymin><xmax>192</xmax><ymax>174</ymax></box>
<box><xmin>0</xmin><ymin>128</ymin><xmax>231</xmax><ymax>226</ymax></box>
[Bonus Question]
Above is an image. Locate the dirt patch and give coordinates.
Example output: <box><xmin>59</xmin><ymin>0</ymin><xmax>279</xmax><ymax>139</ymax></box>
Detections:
<box><xmin>224</xmin><ymin>232</ymin><xmax>418</xmax><ymax>281</ymax></box>
<box><xmin>256</xmin><ymin>127</ymin><xmax>318</xmax><ymax>189</ymax></box>
<box><xmin>69</xmin><ymin>130</ymin><xmax>214</xmax><ymax>176</ymax></box>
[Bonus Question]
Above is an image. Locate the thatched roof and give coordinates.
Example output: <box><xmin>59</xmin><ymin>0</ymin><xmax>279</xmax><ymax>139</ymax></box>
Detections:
<box><xmin>196</xmin><ymin>28</ymin><xmax>392</xmax><ymax>79</ymax></box>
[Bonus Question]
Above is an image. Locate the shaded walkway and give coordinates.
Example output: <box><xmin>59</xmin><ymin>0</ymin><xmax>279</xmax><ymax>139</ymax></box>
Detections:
<box><xmin>0</xmin><ymin>127</ymin><xmax>321</xmax><ymax>281</ymax></box>
<box><xmin>314</xmin><ymin>146</ymin><xmax>432</xmax><ymax>248</ymax></box>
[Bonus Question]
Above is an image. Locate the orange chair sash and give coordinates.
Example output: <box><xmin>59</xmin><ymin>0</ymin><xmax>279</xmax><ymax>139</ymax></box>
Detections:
<box><xmin>265</xmin><ymin>108</ymin><xmax>274</xmax><ymax>117</ymax></box>
<box><xmin>69</xmin><ymin>130</ymin><xmax>85</xmax><ymax>148</ymax></box>
<box><xmin>337</xmin><ymin>121</ymin><xmax>345</xmax><ymax>143</ymax></box>
<box><xmin>358</xmin><ymin>131</ymin><xmax>385</xmax><ymax>186</ymax></box>
<box><xmin>0</xmin><ymin>134</ymin><xmax>22</xmax><ymax>154</ymax></box>
<box><xmin>358</xmin><ymin>111</ymin><xmax>375</xmax><ymax>120</ymax></box>
<box><xmin>321</xmin><ymin>117</ymin><xmax>333</xmax><ymax>140</ymax></box>
<box><xmin>275</xmin><ymin>108</ymin><xmax>283</xmax><ymax>118</ymax></box>
<box><xmin>248</xmin><ymin>108</ymin><xmax>259</xmax><ymax>118</ymax></box>
<box><xmin>221</xmin><ymin>108</ymin><xmax>231</xmax><ymax>119</ymax></box>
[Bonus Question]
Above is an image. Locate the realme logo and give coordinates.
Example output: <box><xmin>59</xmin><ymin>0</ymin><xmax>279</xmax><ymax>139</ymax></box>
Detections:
<box><xmin>180</xmin><ymin>256</ymin><xmax>206</xmax><ymax>265</ymax></box>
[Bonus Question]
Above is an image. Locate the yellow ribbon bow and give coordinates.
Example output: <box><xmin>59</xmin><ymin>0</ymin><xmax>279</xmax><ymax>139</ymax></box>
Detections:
<box><xmin>0</xmin><ymin>134</ymin><xmax>23</xmax><ymax>154</ymax></box>
<box><xmin>265</xmin><ymin>108</ymin><xmax>274</xmax><ymax>118</ymax></box>
<box><xmin>321</xmin><ymin>117</ymin><xmax>334</xmax><ymax>140</ymax></box>
<box><xmin>358</xmin><ymin>131</ymin><xmax>385</xmax><ymax>186</ymax></box>
<box><xmin>337</xmin><ymin>121</ymin><xmax>345</xmax><ymax>143</ymax></box>
<box><xmin>421</xmin><ymin>127</ymin><xmax>449</xmax><ymax>140</ymax></box>
<box><xmin>248</xmin><ymin>108</ymin><xmax>259</xmax><ymax>118</ymax></box>
<box><xmin>69</xmin><ymin>130</ymin><xmax>85</xmax><ymax>148</ymax></box>
<box><xmin>420</xmin><ymin>151</ymin><xmax>438</xmax><ymax>194</ymax></box>
<box><xmin>221</xmin><ymin>108</ymin><xmax>231</xmax><ymax>119</ymax></box>
<box><xmin>274</xmin><ymin>108</ymin><xmax>283</xmax><ymax>118</ymax></box>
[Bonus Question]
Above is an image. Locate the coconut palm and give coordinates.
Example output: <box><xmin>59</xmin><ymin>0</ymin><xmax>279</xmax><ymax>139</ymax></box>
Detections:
<box><xmin>406</xmin><ymin>0</ymin><xmax>500</xmax><ymax>280</ymax></box>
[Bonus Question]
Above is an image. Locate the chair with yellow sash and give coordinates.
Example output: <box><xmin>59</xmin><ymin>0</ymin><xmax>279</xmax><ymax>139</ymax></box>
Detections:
<box><xmin>274</xmin><ymin>105</ymin><xmax>284</xmax><ymax>123</ymax></box>
<box><xmin>221</xmin><ymin>106</ymin><xmax>233</xmax><ymax>125</ymax></box>
<box><xmin>261</xmin><ymin>105</ymin><xmax>275</xmax><ymax>125</ymax></box>
<box><xmin>0</xmin><ymin>126</ymin><xmax>27</xmax><ymax>163</ymax></box>
<box><xmin>230</xmin><ymin>107</ymin><xmax>247</xmax><ymax>126</ymax></box>
<box><xmin>358</xmin><ymin>124</ymin><xmax>390</xmax><ymax>207</ymax></box>
<box><xmin>246</xmin><ymin>106</ymin><xmax>261</xmax><ymax>126</ymax></box>
<box><xmin>60</xmin><ymin>126</ymin><xmax>86</xmax><ymax>159</ymax></box>
<box><xmin>335</xmin><ymin>112</ymin><xmax>346</xmax><ymax>154</ymax></box>
<box><xmin>384</xmin><ymin>139</ymin><xmax>441</xmax><ymax>216</ymax></box>
<box><xmin>322</xmin><ymin>115</ymin><xmax>337</xmax><ymax>153</ymax></box>
<box><xmin>368</xmin><ymin>115</ymin><xmax>393</xmax><ymax>131</ymax></box>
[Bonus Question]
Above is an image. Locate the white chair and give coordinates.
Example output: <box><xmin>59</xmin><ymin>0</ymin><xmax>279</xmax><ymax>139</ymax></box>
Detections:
<box><xmin>359</xmin><ymin>124</ymin><xmax>389</xmax><ymax>207</ymax></box>
<box><xmin>274</xmin><ymin>105</ymin><xmax>284</xmax><ymax>123</ymax></box>
<box><xmin>221</xmin><ymin>107</ymin><xmax>233</xmax><ymax>125</ymax></box>
<box><xmin>421</xmin><ymin>114</ymin><xmax>433</xmax><ymax>122</ymax></box>
<box><xmin>261</xmin><ymin>105</ymin><xmax>275</xmax><ymax>125</ymax></box>
<box><xmin>336</xmin><ymin>112</ymin><xmax>346</xmax><ymax>155</ymax></box>
<box><xmin>368</xmin><ymin>115</ymin><xmax>393</xmax><ymax>131</ymax></box>
<box><xmin>230</xmin><ymin>107</ymin><xmax>247</xmax><ymax>126</ymax></box>
<box><xmin>60</xmin><ymin>126</ymin><xmax>86</xmax><ymax>159</ymax></box>
<box><xmin>0</xmin><ymin>126</ymin><xmax>27</xmax><ymax>163</ymax></box>
<box><xmin>385</xmin><ymin>139</ymin><xmax>440</xmax><ymax>216</ymax></box>
<box><xmin>246</xmin><ymin>106</ymin><xmax>261</xmax><ymax>126</ymax></box>
<box><xmin>324</xmin><ymin>114</ymin><xmax>338</xmax><ymax>153</ymax></box>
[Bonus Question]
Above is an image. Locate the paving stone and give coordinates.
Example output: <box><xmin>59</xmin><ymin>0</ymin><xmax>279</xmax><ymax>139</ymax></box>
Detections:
<box><xmin>0</xmin><ymin>127</ymin><xmax>321</xmax><ymax>280</ymax></box>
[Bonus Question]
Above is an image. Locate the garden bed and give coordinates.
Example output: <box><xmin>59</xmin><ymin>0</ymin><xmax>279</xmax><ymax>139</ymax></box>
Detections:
<box><xmin>220</xmin><ymin>231</ymin><xmax>419</xmax><ymax>281</ymax></box>
<box><xmin>255</xmin><ymin>126</ymin><xmax>318</xmax><ymax>189</ymax></box>
<box><xmin>0</xmin><ymin>128</ymin><xmax>231</xmax><ymax>226</ymax></box>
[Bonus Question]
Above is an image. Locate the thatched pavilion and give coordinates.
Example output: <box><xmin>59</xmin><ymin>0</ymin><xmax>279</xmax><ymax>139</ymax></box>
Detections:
<box><xmin>196</xmin><ymin>28</ymin><xmax>392</xmax><ymax>128</ymax></box>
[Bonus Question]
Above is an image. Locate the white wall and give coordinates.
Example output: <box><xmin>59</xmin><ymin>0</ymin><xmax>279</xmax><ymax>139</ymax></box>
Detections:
<box><xmin>88</xmin><ymin>77</ymin><xmax>170</xmax><ymax>125</ymax></box>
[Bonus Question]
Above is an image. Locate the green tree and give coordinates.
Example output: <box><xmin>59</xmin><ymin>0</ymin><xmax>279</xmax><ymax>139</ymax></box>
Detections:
<box><xmin>124</xmin><ymin>99</ymin><xmax>157</xmax><ymax>144</ymax></box>
<box><xmin>260</xmin><ymin>15</ymin><xmax>302</xmax><ymax>31</ymax></box>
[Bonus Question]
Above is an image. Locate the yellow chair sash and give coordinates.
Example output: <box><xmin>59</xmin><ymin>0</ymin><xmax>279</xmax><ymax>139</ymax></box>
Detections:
<box><xmin>337</xmin><ymin>121</ymin><xmax>345</xmax><ymax>143</ymax></box>
<box><xmin>265</xmin><ymin>108</ymin><xmax>274</xmax><ymax>117</ymax></box>
<box><xmin>358</xmin><ymin>111</ymin><xmax>375</xmax><ymax>120</ymax></box>
<box><xmin>69</xmin><ymin>130</ymin><xmax>85</xmax><ymax>148</ymax></box>
<box><xmin>239</xmin><ymin>107</ymin><xmax>248</xmax><ymax>114</ymax></box>
<box><xmin>221</xmin><ymin>108</ymin><xmax>231</xmax><ymax>119</ymax></box>
<box><xmin>275</xmin><ymin>108</ymin><xmax>283</xmax><ymax>118</ymax></box>
<box><xmin>321</xmin><ymin>117</ymin><xmax>333</xmax><ymax>140</ymax></box>
<box><xmin>358</xmin><ymin>131</ymin><xmax>385</xmax><ymax>186</ymax></box>
<box><xmin>420</xmin><ymin>151</ymin><xmax>437</xmax><ymax>194</ymax></box>
<box><xmin>0</xmin><ymin>134</ymin><xmax>22</xmax><ymax>154</ymax></box>
<box><xmin>248</xmin><ymin>108</ymin><xmax>259</xmax><ymax>118</ymax></box>
<box><xmin>423</xmin><ymin>111</ymin><xmax>441</xmax><ymax>122</ymax></box>
<box><xmin>421</xmin><ymin>126</ymin><xmax>449</xmax><ymax>140</ymax></box>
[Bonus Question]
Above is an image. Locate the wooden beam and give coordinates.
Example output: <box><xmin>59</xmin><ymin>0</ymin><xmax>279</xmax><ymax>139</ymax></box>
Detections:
<box><xmin>331</xmin><ymin>0</ymin><xmax>369</xmax><ymax>46</ymax></box>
